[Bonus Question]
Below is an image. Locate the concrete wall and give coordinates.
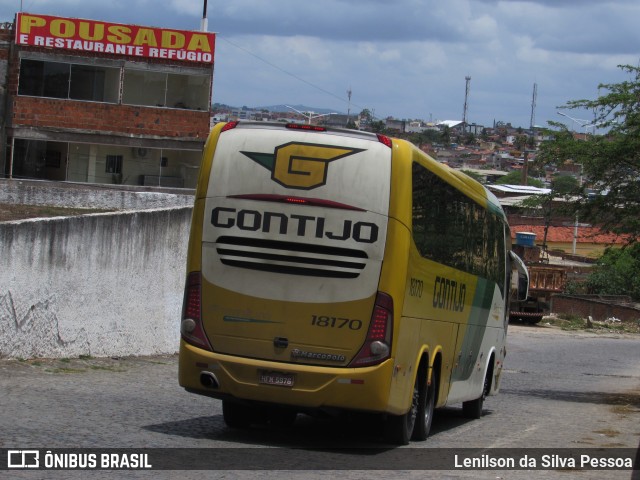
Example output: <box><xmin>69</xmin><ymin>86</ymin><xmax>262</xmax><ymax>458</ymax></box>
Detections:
<box><xmin>0</xmin><ymin>206</ymin><xmax>192</xmax><ymax>358</ymax></box>
<box><xmin>551</xmin><ymin>294</ymin><xmax>640</xmax><ymax>323</ymax></box>
<box><xmin>0</xmin><ymin>178</ymin><xmax>195</xmax><ymax>210</ymax></box>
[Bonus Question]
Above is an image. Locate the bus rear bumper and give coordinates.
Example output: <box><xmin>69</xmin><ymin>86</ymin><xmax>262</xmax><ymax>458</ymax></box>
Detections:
<box><xmin>179</xmin><ymin>340</ymin><xmax>395</xmax><ymax>413</ymax></box>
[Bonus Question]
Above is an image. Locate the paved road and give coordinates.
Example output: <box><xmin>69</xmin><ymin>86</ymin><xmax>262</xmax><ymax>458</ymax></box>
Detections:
<box><xmin>1</xmin><ymin>325</ymin><xmax>639</xmax><ymax>479</ymax></box>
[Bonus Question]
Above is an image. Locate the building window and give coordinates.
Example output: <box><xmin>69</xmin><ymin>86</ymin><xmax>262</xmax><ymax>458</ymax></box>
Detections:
<box><xmin>18</xmin><ymin>59</ymin><xmax>120</xmax><ymax>103</ymax></box>
<box><xmin>19</xmin><ymin>59</ymin><xmax>69</xmax><ymax>98</ymax></box>
<box><xmin>122</xmin><ymin>69</ymin><xmax>166</xmax><ymax>107</ymax></box>
<box><xmin>105</xmin><ymin>154</ymin><xmax>123</xmax><ymax>174</ymax></box>
<box><xmin>166</xmin><ymin>73</ymin><xmax>210</xmax><ymax>110</ymax></box>
<box><xmin>122</xmin><ymin>68</ymin><xmax>210</xmax><ymax>110</ymax></box>
<box><xmin>69</xmin><ymin>64</ymin><xmax>120</xmax><ymax>103</ymax></box>
<box><xmin>18</xmin><ymin>59</ymin><xmax>210</xmax><ymax>111</ymax></box>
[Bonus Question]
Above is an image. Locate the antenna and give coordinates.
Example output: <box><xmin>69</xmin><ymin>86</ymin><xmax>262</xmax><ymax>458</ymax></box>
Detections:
<box><xmin>530</xmin><ymin>82</ymin><xmax>537</xmax><ymax>131</ymax></box>
<box><xmin>462</xmin><ymin>76</ymin><xmax>471</xmax><ymax>131</ymax></box>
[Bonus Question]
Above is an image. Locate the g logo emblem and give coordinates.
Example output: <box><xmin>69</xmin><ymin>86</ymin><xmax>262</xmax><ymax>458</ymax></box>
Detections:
<box><xmin>242</xmin><ymin>142</ymin><xmax>364</xmax><ymax>190</ymax></box>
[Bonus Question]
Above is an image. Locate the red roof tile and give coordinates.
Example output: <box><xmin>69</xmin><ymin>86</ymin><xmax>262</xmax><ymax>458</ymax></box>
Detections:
<box><xmin>511</xmin><ymin>225</ymin><xmax>627</xmax><ymax>245</ymax></box>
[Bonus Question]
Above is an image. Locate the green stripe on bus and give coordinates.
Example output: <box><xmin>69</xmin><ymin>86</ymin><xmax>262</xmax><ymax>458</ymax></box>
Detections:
<box><xmin>451</xmin><ymin>278</ymin><xmax>495</xmax><ymax>381</ymax></box>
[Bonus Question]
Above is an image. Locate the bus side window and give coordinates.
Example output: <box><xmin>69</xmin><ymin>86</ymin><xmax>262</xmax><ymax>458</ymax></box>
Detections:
<box><xmin>411</xmin><ymin>162</ymin><xmax>505</xmax><ymax>292</ymax></box>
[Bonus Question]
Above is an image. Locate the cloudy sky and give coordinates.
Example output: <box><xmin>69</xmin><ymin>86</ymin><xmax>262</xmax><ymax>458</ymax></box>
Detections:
<box><xmin>1</xmin><ymin>0</ymin><xmax>638</xmax><ymax>129</ymax></box>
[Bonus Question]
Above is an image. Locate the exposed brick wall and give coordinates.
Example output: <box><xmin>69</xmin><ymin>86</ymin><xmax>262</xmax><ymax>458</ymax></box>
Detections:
<box><xmin>4</xmin><ymin>39</ymin><xmax>212</xmax><ymax>141</ymax></box>
<box><xmin>12</xmin><ymin>96</ymin><xmax>209</xmax><ymax>139</ymax></box>
<box><xmin>0</xmin><ymin>27</ymin><xmax>12</xmax><ymax>61</ymax></box>
<box><xmin>551</xmin><ymin>294</ymin><xmax>640</xmax><ymax>323</ymax></box>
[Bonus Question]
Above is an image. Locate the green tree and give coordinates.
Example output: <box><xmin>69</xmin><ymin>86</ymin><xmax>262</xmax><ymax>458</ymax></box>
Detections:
<box><xmin>440</xmin><ymin>125</ymin><xmax>451</xmax><ymax>145</ymax></box>
<box><xmin>585</xmin><ymin>244</ymin><xmax>640</xmax><ymax>301</ymax></box>
<box><xmin>550</xmin><ymin>175</ymin><xmax>579</xmax><ymax>195</ymax></box>
<box><xmin>461</xmin><ymin>169</ymin><xmax>483</xmax><ymax>183</ymax></box>
<box><xmin>369</xmin><ymin>120</ymin><xmax>386</xmax><ymax>133</ymax></box>
<box><xmin>536</xmin><ymin>64</ymin><xmax>640</xmax><ymax>242</ymax></box>
<box><xmin>345</xmin><ymin>119</ymin><xmax>358</xmax><ymax>130</ymax></box>
<box><xmin>359</xmin><ymin>109</ymin><xmax>373</xmax><ymax>124</ymax></box>
<box><xmin>514</xmin><ymin>134</ymin><xmax>528</xmax><ymax>152</ymax></box>
<box><xmin>520</xmin><ymin>174</ymin><xmax>579</xmax><ymax>250</ymax></box>
<box><xmin>458</xmin><ymin>132</ymin><xmax>476</xmax><ymax>146</ymax></box>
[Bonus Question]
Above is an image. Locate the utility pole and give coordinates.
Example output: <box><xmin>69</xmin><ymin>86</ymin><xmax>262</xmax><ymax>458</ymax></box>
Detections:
<box><xmin>530</xmin><ymin>82</ymin><xmax>537</xmax><ymax>131</ymax></box>
<box><xmin>462</xmin><ymin>76</ymin><xmax>471</xmax><ymax>134</ymax></box>
<box><xmin>346</xmin><ymin>87</ymin><xmax>352</xmax><ymax>126</ymax></box>
<box><xmin>521</xmin><ymin>150</ymin><xmax>529</xmax><ymax>186</ymax></box>
<box><xmin>201</xmin><ymin>0</ymin><xmax>208</xmax><ymax>31</ymax></box>
<box><xmin>523</xmin><ymin>82</ymin><xmax>537</xmax><ymax>186</ymax></box>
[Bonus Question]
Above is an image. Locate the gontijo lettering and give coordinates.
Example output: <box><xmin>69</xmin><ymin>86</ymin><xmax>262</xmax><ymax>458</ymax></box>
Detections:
<box><xmin>211</xmin><ymin>207</ymin><xmax>379</xmax><ymax>244</ymax></box>
<box><xmin>433</xmin><ymin>275</ymin><xmax>466</xmax><ymax>312</ymax></box>
<box><xmin>15</xmin><ymin>13</ymin><xmax>215</xmax><ymax>64</ymax></box>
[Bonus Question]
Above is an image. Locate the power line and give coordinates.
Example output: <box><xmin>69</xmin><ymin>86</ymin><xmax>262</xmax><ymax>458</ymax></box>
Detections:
<box><xmin>218</xmin><ymin>35</ymin><xmax>372</xmax><ymax>116</ymax></box>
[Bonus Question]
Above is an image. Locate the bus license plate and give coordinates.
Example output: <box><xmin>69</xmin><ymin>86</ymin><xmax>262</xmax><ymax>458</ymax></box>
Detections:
<box><xmin>259</xmin><ymin>371</ymin><xmax>294</xmax><ymax>387</ymax></box>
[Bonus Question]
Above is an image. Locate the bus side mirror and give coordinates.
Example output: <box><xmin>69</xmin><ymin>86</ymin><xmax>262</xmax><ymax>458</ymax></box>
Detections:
<box><xmin>509</xmin><ymin>251</ymin><xmax>529</xmax><ymax>302</ymax></box>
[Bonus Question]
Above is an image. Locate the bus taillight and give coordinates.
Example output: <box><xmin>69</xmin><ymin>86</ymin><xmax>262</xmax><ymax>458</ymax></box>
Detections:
<box><xmin>181</xmin><ymin>271</ymin><xmax>213</xmax><ymax>351</ymax></box>
<box><xmin>349</xmin><ymin>292</ymin><xmax>393</xmax><ymax>367</ymax></box>
<box><xmin>221</xmin><ymin>121</ymin><xmax>239</xmax><ymax>132</ymax></box>
<box><xmin>376</xmin><ymin>134</ymin><xmax>392</xmax><ymax>148</ymax></box>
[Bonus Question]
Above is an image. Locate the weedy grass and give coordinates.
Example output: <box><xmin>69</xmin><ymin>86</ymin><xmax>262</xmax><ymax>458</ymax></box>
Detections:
<box><xmin>543</xmin><ymin>313</ymin><xmax>640</xmax><ymax>334</ymax></box>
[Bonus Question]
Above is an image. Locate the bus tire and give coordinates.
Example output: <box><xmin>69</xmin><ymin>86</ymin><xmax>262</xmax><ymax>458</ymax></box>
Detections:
<box><xmin>462</xmin><ymin>368</ymin><xmax>490</xmax><ymax>419</ymax></box>
<box><xmin>383</xmin><ymin>376</ymin><xmax>420</xmax><ymax>445</ymax></box>
<box><xmin>222</xmin><ymin>400</ymin><xmax>251</xmax><ymax>428</ymax></box>
<box><xmin>267</xmin><ymin>406</ymin><xmax>297</xmax><ymax>427</ymax></box>
<box><xmin>412</xmin><ymin>366</ymin><xmax>437</xmax><ymax>441</ymax></box>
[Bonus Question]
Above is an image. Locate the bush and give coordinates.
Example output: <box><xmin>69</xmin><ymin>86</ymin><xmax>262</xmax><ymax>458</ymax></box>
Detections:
<box><xmin>585</xmin><ymin>244</ymin><xmax>640</xmax><ymax>301</ymax></box>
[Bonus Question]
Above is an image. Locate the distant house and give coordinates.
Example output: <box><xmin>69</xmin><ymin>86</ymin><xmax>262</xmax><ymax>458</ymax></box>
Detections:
<box><xmin>461</xmin><ymin>168</ymin><xmax>508</xmax><ymax>184</ymax></box>
<box><xmin>230</xmin><ymin>108</ymin><xmax>261</xmax><ymax>120</ymax></box>
<box><xmin>405</xmin><ymin>121</ymin><xmax>439</xmax><ymax>133</ymax></box>
<box><xmin>435</xmin><ymin>150</ymin><xmax>455</xmax><ymax>164</ymax></box>
<box><xmin>509</xmin><ymin>225</ymin><xmax>627</xmax><ymax>258</ymax></box>
<box><xmin>437</xmin><ymin>120</ymin><xmax>463</xmax><ymax>131</ymax></box>
<box><xmin>490</xmin><ymin>184</ymin><xmax>628</xmax><ymax>257</ymax></box>
<box><xmin>324</xmin><ymin>114</ymin><xmax>353</xmax><ymax>128</ymax></box>
<box><xmin>385</xmin><ymin>118</ymin><xmax>405</xmax><ymax>132</ymax></box>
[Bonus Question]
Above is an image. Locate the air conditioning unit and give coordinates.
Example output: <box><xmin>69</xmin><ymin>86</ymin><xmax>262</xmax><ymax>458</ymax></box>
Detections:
<box><xmin>131</xmin><ymin>147</ymin><xmax>148</xmax><ymax>158</ymax></box>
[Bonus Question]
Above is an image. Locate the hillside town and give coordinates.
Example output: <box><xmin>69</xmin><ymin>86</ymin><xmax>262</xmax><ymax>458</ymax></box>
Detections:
<box><xmin>0</xmin><ymin>10</ymin><xmax>637</xmax><ymax>327</ymax></box>
<box><xmin>212</xmin><ymin>103</ymin><xmax>577</xmax><ymax>188</ymax></box>
<box><xmin>212</xmin><ymin>104</ymin><xmax>604</xmax><ymax>256</ymax></box>
<box><xmin>209</xmin><ymin>103</ymin><xmax>638</xmax><ymax>325</ymax></box>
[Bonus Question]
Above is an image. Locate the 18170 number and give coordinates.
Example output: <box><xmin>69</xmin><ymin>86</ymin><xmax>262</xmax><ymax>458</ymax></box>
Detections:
<box><xmin>311</xmin><ymin>315</ymin><xmax>363</xmax><ymax>330</ymax></box>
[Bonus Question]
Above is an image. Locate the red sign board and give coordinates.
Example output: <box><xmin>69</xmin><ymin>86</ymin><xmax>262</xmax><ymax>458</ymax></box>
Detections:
<box><xmin>15</xmin><ymin>13</ymin><xmax>215</xmax><ymax>64</ymax></box>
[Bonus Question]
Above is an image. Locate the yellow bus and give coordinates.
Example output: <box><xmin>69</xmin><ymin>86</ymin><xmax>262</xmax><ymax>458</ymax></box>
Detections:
<box><xmin>179</xmin><ymin>121</ymin><xmax>529</xmax><ymax>444</ymax></box>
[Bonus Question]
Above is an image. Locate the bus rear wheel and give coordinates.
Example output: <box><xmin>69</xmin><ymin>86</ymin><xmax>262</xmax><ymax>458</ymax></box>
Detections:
<box><xmin>412</xmin><ymin>367</ymin><xmax>437</xmax><ymax>441</ymax></box>
<box><xmin>267</xmin><ymin>406</ymin><xmax>297</xmax><ymax>427</ymax></box>
<box><xmin>222</xmin><ymin>400</ymin><xmax>255</xmax><ymax>428</ymax></box>
<box><xmin>383</xmin><ymin>379</ymin><xmax>419</xmax><ymax>445</ymax></box>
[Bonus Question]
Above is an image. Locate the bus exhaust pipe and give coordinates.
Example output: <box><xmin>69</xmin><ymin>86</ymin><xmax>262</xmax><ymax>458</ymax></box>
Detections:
<box><xmin>200</xmin><ymin>371</ymin><xmax>219</xmax><ymax>389</ymax></box>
